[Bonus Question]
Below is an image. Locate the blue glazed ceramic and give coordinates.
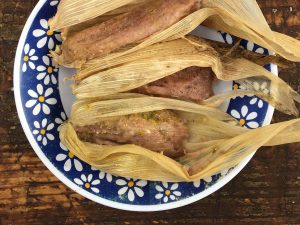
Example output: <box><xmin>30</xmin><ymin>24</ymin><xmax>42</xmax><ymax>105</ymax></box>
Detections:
<box><xmin>14</xmin><ymin>0</ymin><xmax>276</xmax><ymax>211</ymax></box>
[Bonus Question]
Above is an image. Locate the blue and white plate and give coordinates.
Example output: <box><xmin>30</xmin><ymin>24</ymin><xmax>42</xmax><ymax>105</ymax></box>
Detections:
<box><xmin>14</xmin><ymin>0</ymin><xmax>277</xmax><ymax>211</ymax></box>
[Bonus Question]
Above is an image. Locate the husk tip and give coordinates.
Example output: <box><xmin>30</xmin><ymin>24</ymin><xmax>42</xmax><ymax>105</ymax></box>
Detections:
<box><xmin>49</xmin><ymin>45</ymin><xmax>62</xmax><ymax>67</ymax></box>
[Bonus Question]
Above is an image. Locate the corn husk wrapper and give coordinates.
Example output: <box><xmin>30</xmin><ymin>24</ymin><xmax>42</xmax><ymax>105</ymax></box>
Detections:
<box><xmin>60</xmin><ymin>97</ymin><xmax>300</xmax><ymax>182</ymax></box>
<box><xmin>201</xmin><ymin>0</ymin><xmax>300</xmax><ymax>62</ymax></box>
<box><xmin>51</xmin><ymin>7</ymin><xmax>218</xmax><ymax>67</ymax></box>
<box><xmin>70</xmin><ymin>96</ymin><xmax>234</xmax><ymax>125</ymax></box>
<box><xmin>58</xmin><ymin>0</ymin><xmax>150</xmax><ymax>41</ymax></box>
<box><xmin>77</xmin><ymin>36</ymin><xmax>292</xmax><ymax>80</ymax></box>
<box><xmin>49</xmin><ymin>0</ymin><xmax>147</xmax><ymax>31</ymax></box>
<box><xmin>73</xmin><ymin>38</ymin><xmax>300</xmax><ymax>116</ymax></box>
<box><xmin>203</xmin><ymin>39</ymin><xmax>294</xmax><ymax>69</ymax></box>
<box><xmin>50</xmin><ymin>0</ymin><xmax>300</xmax><ymax>68</ymax></box>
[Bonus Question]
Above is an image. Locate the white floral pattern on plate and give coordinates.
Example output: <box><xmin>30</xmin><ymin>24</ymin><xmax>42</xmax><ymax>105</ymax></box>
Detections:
<box><xmin>25</xmin><ymin>84</ymin><xmax>57</xmax><ymax>115</ymax></box>
<box><xmin>56</xmin><ymin>142</ymin><xmax>83</xmax><ymax>172</ymax></box>
<box><xmin>37</xmin><ymin>56</ymin><xmax>58</xmax><ymax>85</ymax></box>
<box><xmin>253</xmin><ymin>81</ymin><xmax>269</xmax><ymax>94</ymax></box>
<box><xmin>116</xmin><ymin>178</ymin><xmax>147</xmax><ymax>202</ymax></box>
<box><xmin>193</xmin><ymin>176</ymin><xmax>214</xmax><ymax>188</ymax></box>
<box><xmin>224</xmin><ymin>34</ymin><xmax>233</xmax><ymax>45</ymax></box>
<box><xmin>22</xmin><ymin>43</ymin><xmax>38</xmax><ymax>72</ymax></box>
<box><xmin>15</xmin><ymin>0</ymin><xmax>274</xmax><ymax>207</ymax></box>
<box><xmin>193</xmin><ymin>169</ymin><xmax>231</xmax><ymax>188</ymax></box>
<box><xmin>193</xmin><ymin>180</ymin><xmax>202</xmax><ymax>188</ymax></box>
<box><xmin>91</xmin><ymin>167</ymin><xmax>113</xmax><ymax>183</ymax></box>
<box><xmin>247</xmin><ymin>41</ymin><xmax>265</xmax><ymax>54</ymax></box>
<box><xmin>231</xmin><ymin>83</ymin><xmax>247</xmax><ymax>99</ymax></box>
<box><xmin>250</xmin><ymin>97</ymin><xmax>264</xmax><ymax>108</ymax></box>
<box><xmin>155</xmin><ymin>183</ymin><xmax>181</xmax><ymax>203</ymax></box>
<box><xmin>32</xmin><ymin>118</ymin><xmax>55</xmax><ymax>146</ymax></box>
<box><xmin>74</xmin><ymin>174</ymin><xmax>100</xmax><ymax>193</ymax></box>
<box><xmin>50</xmin><ymin>0</ymin><xmax>59</xmax><ymax>6</ymax></box>
<box><xmin>231</xmin><ymin>105</ymin><xmax>259</xmax><ymax>129</ymax></box>
<box><xmin>33</xmin><ymin>19</ymin><xmax>62</xmax><ymax>49</ymax></box>
<box><xmin>55</xmin><ymin>112</ymin><xmax>67</xmax><ymax>131</ymax></box>
<box><xmin>248</xmin><ymin>81</ymin><xmax>269</xmax><ymax>109</ymax></box>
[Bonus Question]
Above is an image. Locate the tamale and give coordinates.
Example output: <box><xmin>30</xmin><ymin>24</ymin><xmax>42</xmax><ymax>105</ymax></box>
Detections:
<box><xmin>72</xmin><ymin>37</ymin><xmax>300</xmax><ymax>116</ymax></box>
<box><xmin>54</xmin><ymin>0</ymin><xmax>201</xmax><ymax>67</ymax></box>
<box><xmin>75</xmin><ymin>110</ymin><xmax>189</xmax><ymax>158</ymax></box>
<box><xmin>51</xmin><ymin>0</ymin><xmax>300</xmax><ymax>68</ymax></box>
<box><xmin>52</xmin><ymin>0</ymin><xmax>300</xmax><ymax>182</ymax></box>
<box><xmin>60</xmin><ymin>97</ymin><xmax>300</xmax><ymax>182</ymax></box>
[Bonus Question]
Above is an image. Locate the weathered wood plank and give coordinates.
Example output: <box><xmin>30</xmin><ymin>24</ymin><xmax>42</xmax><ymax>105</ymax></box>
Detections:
<box><xmin>0</xmin><ymin>0</ymin><xmax>299</xmax><ymax>224</ymax></box>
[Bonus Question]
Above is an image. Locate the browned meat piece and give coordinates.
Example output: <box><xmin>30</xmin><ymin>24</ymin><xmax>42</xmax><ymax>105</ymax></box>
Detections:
<box><xmin>75</xmin><ymin>110</ymin><xmax>189</xmax><ymax>158</ymax></box>
<box><xmin>134</xmin><ymin>67</ymin><xmax>215</xmax><ymax>102</ymax></box>
<box><xmin>61</xmin><ymin>0</ymin><xmax>202</xmax><ymax>65</ymax></box>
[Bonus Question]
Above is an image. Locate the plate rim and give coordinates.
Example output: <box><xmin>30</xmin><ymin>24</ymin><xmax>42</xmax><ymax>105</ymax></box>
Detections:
<box><xmin>13</xmin><ymin>0</ymin><xmax>277</xmax><ymax>211</ymax></box>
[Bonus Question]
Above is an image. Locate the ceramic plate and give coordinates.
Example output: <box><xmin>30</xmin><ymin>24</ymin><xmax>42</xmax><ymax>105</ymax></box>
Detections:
<box><xmin>14</xmin><ymin>0</ymin><xmax>277</xmax><ymax>211</ymax></box>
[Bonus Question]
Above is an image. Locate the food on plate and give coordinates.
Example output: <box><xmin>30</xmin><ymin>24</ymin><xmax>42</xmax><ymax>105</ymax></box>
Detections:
<box><xmin>72</xmin><ymin>37</ymin><xmax>300</xmax><ymax>116</ymax></box>
<box><xmin>75</xmin><ymin>110</ymin><xmax>189</xmax><ymax>158</ymax></box>
<box><xmin>50</xmin><ymin>0</ymin><xmax>300</xmax><ymax>68</ymax></box>
<box><xmin>50</xmin><ymin>0</ymin><xmax>300</xmax><ymax>181</ymax></box>
<box><xmin>53</xmin><ymin>0</ymin><xmax>202</xmax><ymax>67</ymax></box>
<box><xmin>61</xmin><ymin>97</ymin><xmax>300</xmax><ymax>182</ymax></box>
<box><xmin>133</xmin><ymin>67</ymin><xmax>215</xmax><ymax>103</ymax></box>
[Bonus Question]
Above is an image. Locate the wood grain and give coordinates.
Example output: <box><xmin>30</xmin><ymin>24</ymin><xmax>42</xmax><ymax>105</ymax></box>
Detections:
<box><xmin>0</xmin><ymin>1</ymin><xmax>300</xmax><ymax>224</ymax></box>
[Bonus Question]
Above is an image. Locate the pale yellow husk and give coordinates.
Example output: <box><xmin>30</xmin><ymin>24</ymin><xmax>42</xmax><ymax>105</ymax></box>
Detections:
<box><xmin>51</xmin><ymin>0</ymin><xmax>300</xmax><ymax>67</ymax></box>
<box><xmin>57</xmin><ymin>0</ymin><xmax>150</xmax><ymax>41</ymax></box>
<box><xmin>73</xmin><ymin>38</ymin><xmax>300</xmax><ymax>116</ymax></box>
<box><xmin>79</xmin><ymin>36</ymin><xmax>292</xmax><ymax>77</ymax></box>
<box><xmin>61</xmin><ymin>0</ymin><xmax>300</xmax><ymax>67</ymax></box>
<box><xmin>60</xmin><ymin>97</ymin><xmax>300</xmax><ymax>182</ymax></box>
<box><xmin>70</xmin><ymin>96</ymin><xmax>234</xmax><ymax>127</ymax></box>
<box><xmin>49</xmin><ymin>0</ymin><xmax>146</xmax><ymax>31</ymax></box>
<box><xmin>53</xmin><ymin>0</ymin><xmax>300</xmax><ymax>182</ymax></box>
<box><xmin>201</xmin><ymin>0</ymin><xmax>300</xmax><ymax>62</ymax></box>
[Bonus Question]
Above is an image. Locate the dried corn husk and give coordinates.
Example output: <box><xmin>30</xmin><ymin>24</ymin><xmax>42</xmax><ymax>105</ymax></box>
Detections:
<box><xmin>76</xmin><ymin>37</ymin><xmax>211</xmax><ymax>80</ymax></box>
<box><xmin>77</xmin><ymin>36</ymin><xmax>293</xmax><ymax>81</ymax></box>
<box><xmin>73</xmin><ymin>38</ymin><xmax>300</xmax><ymax>116</ymax></box>
<box><xmin>49</xmin><ymin>0</ymin><xmax>147</xmax><ymax>31</ymax></box>
<box><xmin>201</xmin><ymin>0</ymin><xmax>300</xmax><ymax>62</ymax></box>
<box><xmin>182</xmin><ymin>118</ymin><xmax>300</xmax><ymax>177</ymax></box>
<box><xmin>51</xmin><ymin>0</ymin><xmax>205</xmax><ymax>68</ymax></box>
<box><xmin>51</xmin><ymin>0</ymin><xmax>300</xmax><ymax>68</ymax></box>
<box><xmin>58</xmin><ymin>0</ymin><xmax>150</xmax><ymax>41</ymax></box>
<box><xmin>70</xmin><ymin>96</ymin><xmax>234</xmax><ymax>127</ymax></box>
<box><xmin>204</xmin><ymin>39</ymin><xmax>294</xmax><ymax>69</ymax></box>
<box><xmin>60</xmin><ymin>97</ymin><xmax>300</xmax><ymax>182</ymax></box>
<box><xmin>51</xmin><ymin>7</ymin><xmax>217</xmax><ymax>67</ymax></box>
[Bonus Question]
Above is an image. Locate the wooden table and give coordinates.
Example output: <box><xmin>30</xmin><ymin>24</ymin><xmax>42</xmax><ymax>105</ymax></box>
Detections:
<box><xmin>0</xmin><ymin>1</ymin><xmax>300</xmax><ymax>224</ymax></box>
